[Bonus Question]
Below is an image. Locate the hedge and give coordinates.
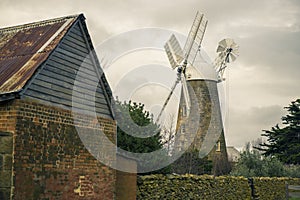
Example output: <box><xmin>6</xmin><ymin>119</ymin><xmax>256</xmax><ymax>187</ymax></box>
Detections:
<box><xmin>137</xmin><ymin>174</ymin><xmax>300</xmax><ymax>200</ymax></box>
<box><xmin>254</xmin><ymin>177</ymin><xmax>300</xmax><ymax>200</ymax></box>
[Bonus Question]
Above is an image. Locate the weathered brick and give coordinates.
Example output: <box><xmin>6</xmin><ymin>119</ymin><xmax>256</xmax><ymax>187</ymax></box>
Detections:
<box><xmin>0</xmin><ymin>99</ymin><xmax>117</xmax><ymax>200</ymax></box>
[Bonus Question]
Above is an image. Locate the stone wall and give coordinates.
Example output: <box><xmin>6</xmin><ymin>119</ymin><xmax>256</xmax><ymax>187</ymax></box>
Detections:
<box><xmin>0</xmin><ymin>100</ymin><xmax>16</xmax><ymax>200</ymax></box>
<box><xmin>0</xmin><ymin>99</ymin><xmax>116</xmax><ymax>200</ymax></box>
<box><xmin>173</xmin><ymin>80</ymin><xmax>229</xmax><ymax>175</ymax></box>
<box><xmin>0</xmin><ymin>131</ymin><xmax>13</xmax><ymax>200</ymax></box>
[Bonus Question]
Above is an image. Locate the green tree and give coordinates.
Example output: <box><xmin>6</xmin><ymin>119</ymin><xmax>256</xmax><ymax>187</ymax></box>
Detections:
<box><xmin>231</xmin><ymin>143</ymin><xmax>287</xmax><ymax>177</ymax></box>
<box><xmin>115</xmin><ymin>100</ymin><xmax>170</xmax><ymax>173</ymax></box>
<box><xmin>258</xmin><ymin>99</ymin><xmax>300</xmax><ymax>164</ymax></box>
<box><xmin>115</xmin><ymin>100</ymin><xmax>162</xmax><ymax>153</ymax></box>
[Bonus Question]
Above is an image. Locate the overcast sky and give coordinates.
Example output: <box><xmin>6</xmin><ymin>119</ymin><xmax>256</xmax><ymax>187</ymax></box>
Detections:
<box><xmin>1</xmin><ymin>0</ymin><xmax>299</xmax><ymax>149</ymax></box>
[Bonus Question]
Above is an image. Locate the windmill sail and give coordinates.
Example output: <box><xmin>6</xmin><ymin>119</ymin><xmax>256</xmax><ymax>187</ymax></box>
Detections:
<box><xmin>157</xmin><ymin>12</ymin><xmax>208</xmax><ymax>123</ymax></box>
<box><xmin>183</xmin><ymin>12</ymin><xmax>208</xmax><ymax>66</ymax></box>
<box><xmin>214</xmin><ymin>38</ymin><xmax>239</xmax><ymax>82</ymax></box>
<box><xmin>180</xmin><ymin>73</ymin><xmax>191</xmax><ymax>115</ymax></box>
<box><xmin>164</xmin><ymin>34</ymin><xmax>184</xmax><ymax>69</ymax></box>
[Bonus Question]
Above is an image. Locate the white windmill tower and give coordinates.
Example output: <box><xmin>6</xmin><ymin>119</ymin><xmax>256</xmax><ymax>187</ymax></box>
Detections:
<box><xmin>157</xmin><ymin>11</ymin><xmax>239</xmax><ymax>174</ymax></box>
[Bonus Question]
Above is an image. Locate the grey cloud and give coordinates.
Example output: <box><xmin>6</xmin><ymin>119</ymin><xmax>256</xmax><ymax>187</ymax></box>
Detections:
<box><xmin>240</xmin><ymin>30</ymin><xmax>300</xmax><ymax>70</ymax></box>
<box><xmin>227</xmin><ymin>105</ymin><xmax>286</xmax><ymax>148</ymax></box>
<box><xmin>0</xmin><ymin>0</ymin><xmax>299</xmax><ymax>149</ymax></box>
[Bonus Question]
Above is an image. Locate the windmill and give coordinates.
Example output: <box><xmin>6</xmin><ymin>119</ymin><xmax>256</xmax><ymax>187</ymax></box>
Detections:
<box><xmin>214</xmin><ymin>38</ymin><xmax>239</xmax><ymax>82</ymax></box>
<box><xmin>157</xmin><ymin>11</ymin><xmax>239</xmax><ymax>174</ymax></box>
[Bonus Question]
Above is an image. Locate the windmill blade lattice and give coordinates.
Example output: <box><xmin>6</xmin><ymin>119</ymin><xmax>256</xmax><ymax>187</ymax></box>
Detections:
<box><xmin>155</xmin><ymin>12</ymin><xmax>208</xmax><ymax>124</ymax></box>
<box><xmin>215</xmin><ymin>38</ymin><xmax>239</xmax><ymax>82</ymax></box>
<box><xmin>184</xmin><ymin>12</ymin><xmax>208</xmax><ymax>67</ymax></box>
<box><xmin>164</xmin><ymin>34</ymin><xmax>184</xmax><ymax>69</ymax></box>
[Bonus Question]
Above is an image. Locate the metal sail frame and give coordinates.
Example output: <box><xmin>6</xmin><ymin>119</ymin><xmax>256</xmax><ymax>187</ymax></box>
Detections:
<box><xmin>183</xmin><ymin>12</ymin><xmax>208</xmax><ymax>67</ymax></box>
<box><xmin>156</xmin><ymin>11</ymin><xmax>208</xmax><ymax>124</ymax></box>
<box><xmin>214</xmin><ymin>38</ymin><xmax>239</xmax><ymax>82</ymax></box>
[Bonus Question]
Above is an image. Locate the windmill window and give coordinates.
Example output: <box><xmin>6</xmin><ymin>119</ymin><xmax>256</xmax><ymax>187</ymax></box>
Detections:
<box><xmin>181</xmin><ymin>124</ymin><xmax>186</xmax><ymax>134</ymax></box>
<box><xmin>180</xmin><ymin>141</ymin><xmax>185</xmax><ymax>149</ymax></box>
<box><xmin>182</xmin><ymin>105</ymin><xmax>187</xmax><ymax>117</ymax></box>
<box><xmin>216</xmin><ymin>141</ymin><xmax>221</xmax><ymax>152</ymax></box>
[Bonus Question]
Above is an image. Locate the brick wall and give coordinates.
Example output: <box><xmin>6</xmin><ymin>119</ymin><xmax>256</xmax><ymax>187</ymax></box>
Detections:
<box><xmin>0</xmin><ymin>99</ymin><xmax>116</xmax><ymax>200</ymax></box>
<box><xmin>0</xmin><ymin>100</ymin><xmax>17</xmax><ymax>133</ymax></box>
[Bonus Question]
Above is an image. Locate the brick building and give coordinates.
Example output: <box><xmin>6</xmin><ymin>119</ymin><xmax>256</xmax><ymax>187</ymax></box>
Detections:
<box><xmin>0</xmin><ymin>14</ymin><xmax>118</xmax><ymax>199</ymax></box>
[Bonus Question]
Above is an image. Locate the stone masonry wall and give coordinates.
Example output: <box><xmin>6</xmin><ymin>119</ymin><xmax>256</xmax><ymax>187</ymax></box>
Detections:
<box><xmin>0</xmin><ymin>100</ymin><xmax>16</xmax><ymax>200</ymax></box>
<box><xmin>173</xmin><ymin>80</ymin><xmax>229</xmax><ymax>174</ymax></box>
<box><xmin>0</xmin><ymin>99</ymin><xmax>116</xmax><ymax>200</ymax></box>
